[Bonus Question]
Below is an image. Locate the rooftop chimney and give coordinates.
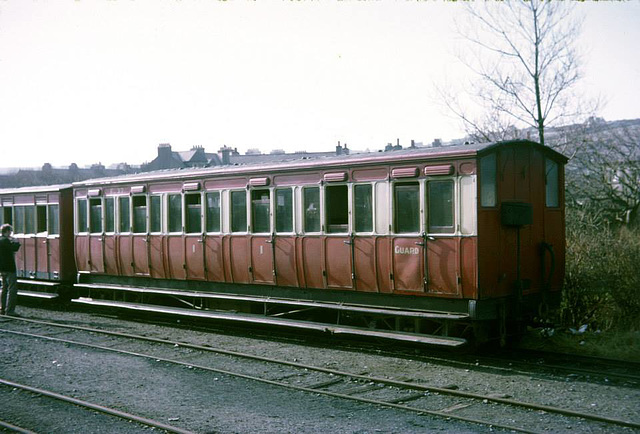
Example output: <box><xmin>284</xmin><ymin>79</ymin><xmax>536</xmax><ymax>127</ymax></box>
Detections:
<box><xmin>336</xmin><ymin>141</ymin><xmax>343</xmax><ymax>156</ymax></box>
<box><xmin>158</xmin><ymin>143</ymin><xmax>172</xmax><ymax>159</ymax></box>
<box><xmin>219</xmin><ymin>146</ymin><xmax>232</xmax><ymax>165</ymax></box>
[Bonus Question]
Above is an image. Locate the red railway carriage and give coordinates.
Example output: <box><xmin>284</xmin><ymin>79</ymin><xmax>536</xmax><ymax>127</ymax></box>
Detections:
<box><xmin>0</xmin><ymin>184</ymin><xmax>76</xmax><ymax>299</ymax></box>
<box><xmin>72</xmin><ymin>140</ymin><xmax>566</xmax><ymax>346</ymax></box>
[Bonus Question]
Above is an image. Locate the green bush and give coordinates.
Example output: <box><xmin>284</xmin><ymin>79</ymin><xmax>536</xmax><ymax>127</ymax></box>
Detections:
<box><xmin>562</xmin><ymin>206</ymin><xmax>640</xmax><ymax>331</ymax></box>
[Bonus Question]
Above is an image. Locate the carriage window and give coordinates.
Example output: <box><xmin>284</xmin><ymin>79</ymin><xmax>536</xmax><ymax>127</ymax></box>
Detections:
<box><xmin>0</xmin><ymin>207</ymin><xmax>3</xmax><ymax>225</ymax></box>
<box><xmin>394</xmin><ymin>183</ymin><xmax>420</xmax><ymax>233</ymax></box>
<box><xmin>2</xmin><ymin>207</ymin><xmax>12</xmax><ymax>225</ymax></box>
<box><xmin>48</xmin><ymin>205</ymin><xmax>59</xmax><ymax>235</ymax></box>
<box><xmin>354</xmin><ymin>184</ymin><xmax>373</xmax><ymax>233</ymax></box>
<box><xmin>185</xmin><ymin>194</ymin><xmax>202</xmax><ymax>234</ymax></box>
<box><xmin>545</xmin><ymin>158</ymin><xmax>559</xmax><ymax>208</ymax></box>
<box><xmin>150</xmin><ymin>195</ymin><xmax>161</xmax><ymax>233</ymax></box>
<box><xmin>37</xmin><ymin>205</ymin><xmax>47</xmax><ymax>233</ymax></box>
<box><xmin>89</xmin><ymin>199</ymin><xmax>103</xmax><ymax>233</ymax></box>
<box><xmin>325</xmin><ymin>185</ymin><xmax>348</xmax><ymax>233</ymax></box>
<box><xmin>231</xmin><ymin>191</ymin><xmax>247</xmax><ymax>232</ymax></box>
<box><xmin>133</xmin><ymin>196</ymin><xmax>147</xmax><ymax>233</ymax></box>
<box><xmin>205</xmin><ymin>192</ymin><xmax>221</xmax><ymax>233</ymax></box>
<box><xmin>119</xmin><ymin>196</ymin><xmax>131</xmax><ymax>233</ymax></box>
<box><xmin>76</xmin><ymin>200</ymin><xmax>88</xmax><ymax>233</ymax></box>
<box><xmin>480</xmin><ymin>154</ymin><xmax>497</xmax><ymax>207</ymax></box>
<box><xmin>105</xmin><ymin>197</ymin><xmax>115</xmax><ymax>233</ymax></box>
<box><xmin>428</xmin><ymin>180</ymin><xmax>455</xmax><ymax>234</ymax></box>
<box><xmin>275</xmin><ymin>188</ymin><xmax>293</xmax><ymax>233</ymax></box>
<box><xmin>168</xmin><ymin>194</ymin><xmax>182</xmax><ymax>233</ymax></box>
<box><xmin>303</xmin><ymin>187</ymin><xmax>320</xmax><ymax>233</ymax></box>
<box><xmin>25</xmin><ymin>206</ymin><xmax>35</xmax><ymax>234</ymax></box>
<box><xmin>14</xmin><ymin>206</ymin><xmax>25</xmax><ymax>234</ymax></box>
<box><xmin>251</xmin><ymin>190</ymin><xmax>270</xmax><ymax>233</ymax></box>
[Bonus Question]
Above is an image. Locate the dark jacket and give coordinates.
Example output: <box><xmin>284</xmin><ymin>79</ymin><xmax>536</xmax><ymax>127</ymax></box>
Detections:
<box><xmin>0</xmin><ymin>236</ymin><xmax>20</xmax><ymax>273</ymax></box>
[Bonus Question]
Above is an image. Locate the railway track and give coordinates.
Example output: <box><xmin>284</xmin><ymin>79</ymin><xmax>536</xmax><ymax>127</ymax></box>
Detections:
<box><xmin>1</xmin><ymin>315</ymin><xmax>638</xmax><ymax>433</ymax></box>
<box><xmin>0</xmin><ymin>378</ymin><xmax>193</xmax><ymax>434</ymax></box>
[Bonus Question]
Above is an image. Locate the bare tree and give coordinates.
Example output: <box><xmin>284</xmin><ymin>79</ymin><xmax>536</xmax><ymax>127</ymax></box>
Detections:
<box><xmin>565</xmin><ymin>119</ymin><xmax>640</xmax><ymax>227</ymax></box>
<box><xmin>448</xmin><ymin>1</ymin><xmax>590</xmax><ymax>145</ymax></box>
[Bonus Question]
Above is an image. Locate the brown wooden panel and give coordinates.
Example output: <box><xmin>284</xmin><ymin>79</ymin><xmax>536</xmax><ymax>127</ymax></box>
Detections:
<box><xmin>250</xmin><ymin>236</ymin><xmax>274</xmax><ymax>284</ymax></box>
<box><xmin>228</xmin><ymin>236</ymin><xmax>250</xmax><ymax>284</ymax></box>
<box><xmin>205</xmin><ymin>236</ymin><xmax>225</xmax><ymax>282</ymax></box>
<box><xmin>300</xmin><ymin>237</ymin><xmax>324</xmax><ymax>289</ymax></box>
<box><xmin>89</xmin><ymin>235</ymin><xmax>105</xmax><ymax>274</ymax></box>
<box><xmin>104</xmin><ymin>236</ymin><xmax>119</xmax><ymax>275</ymax></box>
<box><xmin>75</xmin><ymin>235</ymin><xmax>90</xmax><ymax>273</ymax></box>
<box><xmin>274</xmin><ymin>236</ymin><xmax>298</xmax><ymax>287</ymax></box>
<box><xmin>477</xmin><ymin>210</ymin><xmax>499</xmax><ymax>299</ymax></box>
<box><xmin>36</xmin><ymin>236</ymin><xmax>49</xmax><ymax>277</ymax></box>
<box><xmin>23</xmin><ymin>237</ymin><xmax>36</xmax><ymax>277</ymax></box>
<box><xmin>324</xmin><ymin>236</ymin><xmax>352</xmax><ymax>289</ymax></box>
<box><xmin>391</xmin><ymin>237</ymin><xmax>424</xmax><ymax>293</ymax></box>
<box><xmin>375</xmin><ymin>237</ymin><xmax>392</xmax><ymax>293</ymax></box>
<box><xmin>118</xmin><ymin>236</ymin><xmax>134</xmax><ymax>277</ymax></box>
<box><xmin>426</xmin><ymin>238</ymin><xmax>459</xmax><ymax>296</ymax></box>
<box><xmin>460</xmin><ymin>237</ymin><xmax>478</xmax><ymax>299</ymax></box>
<box><xmin>48</xmin><ymin>238</ymin><xmax>60</xmax><ymax>278</ymax></box>
<box><xmin>185</xmin><ymin>235</ymin><xmax>206</xmax><ymax>280</ymax></box>
<box><xmin>132</xmin><ymin>235</ymin><xmax>150</xmax><ymax>276</ymax></box>
<box><xmin>353</xmin><ymin>237</ymin><xmax>378</xmax><ymax>292</ymax></box>
<box><xmin>166</xmin><ymin>236</ymin><xmax>186</xmax><ymax>280</ymax></box>
<box><xmin>149</xmin><ymin>235</ymin><xmax>166</xmax><ymax>279</ymax></box>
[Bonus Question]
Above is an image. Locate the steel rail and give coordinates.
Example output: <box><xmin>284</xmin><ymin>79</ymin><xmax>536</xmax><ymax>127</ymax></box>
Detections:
<box><xmin>1</xmin><ymin>326</ymin><xmax>536</xmax><ymax>434</ymax></box>
<box><xmin>6</xmin><ymin>316</ymin><xmax>640</xmax><ymax>430</ymax></box>
<box><xmin>0</xmin><ymin>419</ymin><xmax>37</xmax><ymax>434</ymax></box>
<box><xmin>0</xmin><ymin>378</ymin><xmax>195</xmax><ymax>434</ymax></box>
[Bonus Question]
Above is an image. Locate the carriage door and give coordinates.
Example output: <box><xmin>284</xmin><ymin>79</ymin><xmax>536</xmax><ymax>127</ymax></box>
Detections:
<box><xmin>88</xmin><ymin>196</ymin><xmax>105</xmax><ymax>274</ymax></box>
<box><xmin>35</xmin><ymin>203</ymin><xmax>49</xmax><ymax>279</ymax></box>
<box><xmin>391</xmin><ymin>181</ymin><xmax>425</xmax><ymax>292</ymax></box>
<box><xmin>132</xmin><ymin>195</ymin><xmax>150</xmax><ymax>276</ymax></box>
<box><xmin>324</xmin><ymin>183</ymin><xmax>353</xmax><ymax>289</ymax></box>
<box><xmin>250</xmin><ymin>188</ymin><xmax>275</xmax><ymax>284</ymax></box>
<box><xmin>425</xmin><ymin>179</ymin><xmax>459</xmax><ymax>295</ymax></box>
<box><xmin>184</xmin><ymin>190</ymin><xmax>206</xmax><ymax>281</ymax></box>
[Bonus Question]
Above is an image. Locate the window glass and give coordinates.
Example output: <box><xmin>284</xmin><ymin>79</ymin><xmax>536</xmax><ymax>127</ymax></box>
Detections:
<box><xmin>251</xmin><ymin>190</ymin><xmax>270</xmax><ymax>233</ymax></box>
<box><xmin>133</xmin><ymin>196</ymin><xmax>147</xmax><ymax>233</ymax></box>
<box><xmin>119</xmin><ymin>196</ymin><xmax>131</xmax><ymax>233</ymax></box>
<box><xmin>394</xmin><ymin>183</ymin><xmax>420</xmax><ymax>233</ymax></box>
<box><xmin>325</xmin><ymin>185</ymin><xmax>348</xmax><ymax>233</ymax></box>
<box><xmin>185</xmin><ymin>194</ymin><xmax>202</xmax><ymax>234</ymax></box>
<box><xmin>354</xmin><ymin>184</ymin><xmax>373</xmax><ymax>233</ymax></box>
<box><xmin>89</xmin><ymin>199</ymin><xmax>103</xmax><ymax>233</ymax></box>
<box><xmin>48</xmin><ymin>205</ymin><xmax>59</xmax><ymax>235</ymax></box>
<box><xmin>460</xmin><ymin>176</ymin><xmax>477</xmax><ymax>235</ymax></box>
<box><xmin>275</xmin><ymin>189</ymin><xmax>293</xmax><ymax>233</ymax></box>
<box><xmin>105</xmin><ymin>197</ymin><xmax>115</xmax><ymax>233</ymax></box>
<box><xmin>37</xmin><ymin>205</ymin><xmax>47</xmax><ymax>233</ymax></box>
<box><xmin>150</xmin><ymin>196</ymin><xmax>161</xmax><ymax>233</ymax></box>
<box><xmin>2</xmin><ymin>207</ymin><xmax>12</xmax><ymax>225</ymax></box>
<box><xmin>14</xmin><ymin>206</ymin><xmax>25</xmax><ymax>234</ymax></box>
<box><xmin>205</xmin><ymin>192</ymin><xmax>221</xmax><ymax>232</ymax></box>
<box><xmin>428</xmin><ymin>180</ymin><xmax>455</xmax><ymax>234</ymax></box>
<box><xmin>77</xmin><ymin>200</ymin><xmax>88</xmax><ymax>233</ymax></box>
<box><xmin>168</xmin><ymin>194</ymin><xmax>182</xmax><ymax>233</ymax></box>
<box><xmin>545</xmin><ymin>158</ymin><xmax>559</xmax><ymax>207</ymax></box>
<box><xmin>25</xmin><ymin>206</ymin><xmax>35</xmax><ymax>234</ymax></box>
<box><xmin>231</xmin><ymin>191</ymin><xmax>247</xmax><ymax>232</ymax></box>
<box><xmin>0</xmin><ymin>207</ymin><xmax>3</xmax><ymax>226</ymax></box>
<box><xmin>303</xmin><ymin>187</ymin><xmax>320</xmax><ymax>232</ymax></box>
<box><xmin>480</xmin><ymin>153</ymin><xmax>497</xmax><ymax>207</ymax></box>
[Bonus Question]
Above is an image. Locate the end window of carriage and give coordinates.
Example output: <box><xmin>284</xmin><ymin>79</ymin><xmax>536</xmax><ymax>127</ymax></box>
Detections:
<box><xmin>480</xmin><ymin>153</ymin><xmax>497</xmax><ymax>208</ymax></box>
<box><xmin>48</xmin><ymin>204</ymin><xmax>60</xmax><ymax>235</ymax></box>
<box><xmin>545</xmin><ymin>158</ymin><xmax>559</xmax><ymax>208</ymax></box>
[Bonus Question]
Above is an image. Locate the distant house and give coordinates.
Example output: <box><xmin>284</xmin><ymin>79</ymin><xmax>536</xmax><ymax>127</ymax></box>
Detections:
<box><xmin>142</xmin><ymin>144</ymin><xmax>221</xmax><ymax>171</ymax></box>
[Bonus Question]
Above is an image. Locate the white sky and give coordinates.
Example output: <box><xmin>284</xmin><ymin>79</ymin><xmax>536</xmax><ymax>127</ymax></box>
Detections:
<box><xmin>0</xmin><ymin>0</ymin><xmax>638</xmax><ymax>169</ymax></box>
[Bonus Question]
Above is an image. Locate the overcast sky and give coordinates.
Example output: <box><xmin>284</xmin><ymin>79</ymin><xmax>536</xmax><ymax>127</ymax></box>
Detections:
<box><xmin>0</xmin><ymin>0</ymin><xmax>638</xmax><ymax>169</ymax></box>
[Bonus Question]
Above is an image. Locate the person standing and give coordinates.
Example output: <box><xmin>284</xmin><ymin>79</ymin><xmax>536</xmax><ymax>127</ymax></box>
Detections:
<box><xmin>0</xmin><ymin>224</ymin><xmax>21</xmax><ymax>316</ymax></box>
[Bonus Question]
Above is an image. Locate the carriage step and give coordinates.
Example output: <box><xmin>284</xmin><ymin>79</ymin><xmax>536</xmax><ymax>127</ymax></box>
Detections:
<box><xmin>72</xmin><ymin>297</ymin><xmax>468</xmax><ymax>348</ymax></box>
